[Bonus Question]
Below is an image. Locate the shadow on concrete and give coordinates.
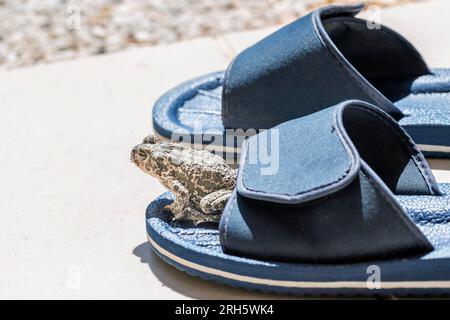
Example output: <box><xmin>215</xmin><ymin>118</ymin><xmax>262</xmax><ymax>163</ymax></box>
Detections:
<box><xmin>132</xmin><ymin>241</ymin><xmax>295</xmax><ymax>299</ymax></box>
<box><xmin>429</xmin><ymin>159</ymin><xmax>450</xmax><ymax>171</ymax></box>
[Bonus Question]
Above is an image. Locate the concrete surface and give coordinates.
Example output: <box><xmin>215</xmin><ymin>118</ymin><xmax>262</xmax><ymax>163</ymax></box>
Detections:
<box><xmin>0</xmin><ymin>0</ymin><xmax>449</xmax><ymax>299</ymax></box>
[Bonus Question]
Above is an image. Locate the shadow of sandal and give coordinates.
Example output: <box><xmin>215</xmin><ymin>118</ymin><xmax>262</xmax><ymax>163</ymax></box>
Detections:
<box><xmin>429</xmin><ymin>159</ymin><xmax>450</xmax><ymax>171</ymax></box>
<box><xmin>132</xmin><ymin>241</ymin><xmax>298</xmax><ymax>299</ymax></box>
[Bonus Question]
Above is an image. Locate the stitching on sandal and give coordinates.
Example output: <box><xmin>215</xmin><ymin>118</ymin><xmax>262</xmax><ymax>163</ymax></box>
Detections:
<box><xmin>222</xmin><ymin>191</ymin><xmax>237</xmax><ymax>250</ymax></box>
<box><xmin>240</xmin><ymin>105</ymin><xmax>357</xmax><ymax>199</ymax></box>
<box><xmin>360</xmin><ymin>167</ymin><xmax>430</xmax><ymax>250</ymax></box>
<box><xmin>312</xmin><ymin>13</ymin><xmax>391</xmax><ymax>109</ymax></box>
<box><xmin>347</xmin><ymin>105</ymin><xmax>439</xmax><ymax>195</ymax></box>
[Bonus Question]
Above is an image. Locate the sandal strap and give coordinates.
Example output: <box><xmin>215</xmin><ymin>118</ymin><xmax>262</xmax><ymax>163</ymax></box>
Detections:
<box><xmin>222</xmin><ymin>4</ymin><xmax>429</xmax><ymax>130</ymax></box>
<box><xmin>219</xmin><ymin>101</ymin><xmax>438</xmax><ymax>263</ymax></box>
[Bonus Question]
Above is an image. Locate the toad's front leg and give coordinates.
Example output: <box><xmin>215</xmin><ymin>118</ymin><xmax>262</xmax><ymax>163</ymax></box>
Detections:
<box><xmin>163</xmin><ymin>179</ymin><xmax>189</xmax><ymax>221</ymax></box>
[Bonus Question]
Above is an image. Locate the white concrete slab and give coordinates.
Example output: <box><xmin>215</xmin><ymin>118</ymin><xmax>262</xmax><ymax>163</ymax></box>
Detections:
<box><xmin>428</xmin><ymin>160</ymin><xmax>450</xmax><ymax>183</ymax></box>
<box><xmin>0</xmin><ymin>38</ymin><xmax>288</xmax><ymax>299</ymax></box>
<box><xmin>220</xmin><ymin>26</ymin><xmax>278</xmax><ymax>57</ymax></box>
<box><xmin>373</xmin><ymin>0</ymin><xmax>450</xmax><ymax>67</ymax></box>
<box><xmin>0</xmin><ymin>1</ymin><xmax>449</xmax><ymax>300</ymax></box>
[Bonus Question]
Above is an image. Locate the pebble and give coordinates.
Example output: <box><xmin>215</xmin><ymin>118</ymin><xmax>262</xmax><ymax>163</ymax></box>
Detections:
<box><xmin>0</xmin><ymin>0</ymin><xmax>417</xmax><ymax>68</ymax></box>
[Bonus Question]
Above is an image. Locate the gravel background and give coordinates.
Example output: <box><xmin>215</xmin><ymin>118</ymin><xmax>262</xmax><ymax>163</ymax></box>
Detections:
<box><xmin>0</xmin><ymin>0</ymin><xmax>419</xmax><ymax>68</ymax></box>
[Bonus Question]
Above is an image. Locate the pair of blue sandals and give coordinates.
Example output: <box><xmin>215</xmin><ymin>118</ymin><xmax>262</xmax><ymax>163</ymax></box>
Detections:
<box><xmin>147</xmin><ymin>5</ymin><xmax>450</xmax><ymax>296</ymax></box>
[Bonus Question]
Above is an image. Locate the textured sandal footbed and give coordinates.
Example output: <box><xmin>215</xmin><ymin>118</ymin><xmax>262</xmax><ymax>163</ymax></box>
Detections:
<box><xmin>152</xmin><ymin>70</ymin><xmax>450</xmax><ymax>150</ymax></box>
<box><xmin>146</xmin><ymin>183</ymin><xmax>450</xmax><ymax>295</ymax></box>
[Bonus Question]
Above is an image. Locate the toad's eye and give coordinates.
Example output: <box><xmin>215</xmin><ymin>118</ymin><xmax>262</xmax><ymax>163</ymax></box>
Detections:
<box><xmin>138</xmin><ymin>150</ymin><xmax>148</xmax><ymax>161</ymax></box>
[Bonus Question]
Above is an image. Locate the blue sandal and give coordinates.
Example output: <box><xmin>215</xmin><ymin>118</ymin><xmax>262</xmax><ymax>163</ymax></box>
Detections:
<box><xmin>147</xmin><ymin>100</ymin><xmax>450</xmax><ymax>296</ymax></box>
<box><xmin>153</xmin><ymin>4</ymin><xmax>450</xmax><ymax>157</ymax></box>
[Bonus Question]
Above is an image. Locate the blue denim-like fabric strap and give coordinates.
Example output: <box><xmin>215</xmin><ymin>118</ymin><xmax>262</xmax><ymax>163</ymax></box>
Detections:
<box><xmin>221</xmin><ymin>4</ymin><xmax>428</xmax><ymax>130</ymax></box>
<box><xmin>219</xmin><ymin>101</ymin><xmax>437</xmax><ymax>263</ymax></box>
<box><xmin>237</xmin><ymin>106</ymin><xmax>358</xmax><ymax>204</ymax></box>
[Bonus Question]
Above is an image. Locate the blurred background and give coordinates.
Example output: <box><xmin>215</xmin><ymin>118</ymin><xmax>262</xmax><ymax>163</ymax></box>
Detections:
<box><xmin>0</xmin><ymin>0</ymin><xmax>420</xmax><ymax>69</ymax></box>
